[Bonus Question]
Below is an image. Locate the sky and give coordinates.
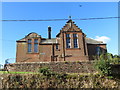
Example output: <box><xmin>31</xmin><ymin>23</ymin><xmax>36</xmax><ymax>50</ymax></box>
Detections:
<box><xmin>0</xmin><ymin>2</ymin><xmax>118</xmax><ymax>65</ymax></box>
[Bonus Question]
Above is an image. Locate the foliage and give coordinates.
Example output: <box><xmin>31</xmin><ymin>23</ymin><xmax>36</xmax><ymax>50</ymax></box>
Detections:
<box><xmin>64</xmin><ymin>61</ymin><xmax>69</xmax><ymax>64</ymax></box>
<box><xmin>2</xmin><ymin>73</ymin><xmax>119</xmax><ymax>88</ymax></box>
<box><xmin>39</xmin><ymin>67</ymin><xmax>56</xmax><ymax>77</ymax></box>
<box><xmin>39</xmin><ymin>67</ymin><xmax>51</xmax><ymax>76</ymax></box>
<box><xmin>76</xmin><ymin>61</ymin><xmax>81</xmax><ymax>64</ymax></box>
<box><xmin>110</xmin><ymin>57</ymin><xmax>120</xmax><ymax>64</ymax></box>
<box><xmin>94</xmin><ymin>53</ymin><xmax>120</xmax><ymax>76</ymax></box>
<box><xmin>113</xmin><ymin>55</ymin><xmax>120</xmax><ymax>58</ymax></box>
<box><xmin>39</xmin><ymin>67</ymin><xmax>68</xmax><ymax>80</ymax></box>
<box><xmin>107</xmin><ymin>53</ymin><xmax>120</xmax><ymax>64</ymax></box>
<box><xmin>94</xmin><ymin>54</ymin><xmax>112</xmax><ymax>76</ymax></box>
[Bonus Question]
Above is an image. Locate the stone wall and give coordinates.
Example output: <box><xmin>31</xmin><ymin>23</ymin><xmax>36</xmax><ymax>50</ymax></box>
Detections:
<box><xmin>111</xmin><ymin>64</ymin><xmax>120</xmax><ymax>75</ymax></box>
<box><xmin>5</xmin><ymin>61</ymin><xmax>96</xmax><ymax>73</ymax></box>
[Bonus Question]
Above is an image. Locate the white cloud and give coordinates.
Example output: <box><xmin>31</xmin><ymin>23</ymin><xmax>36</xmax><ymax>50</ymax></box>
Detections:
<box><xmin>94</xmin><ymin>36</ymin><xmax>110</xmax><ymax>43</ymax></box>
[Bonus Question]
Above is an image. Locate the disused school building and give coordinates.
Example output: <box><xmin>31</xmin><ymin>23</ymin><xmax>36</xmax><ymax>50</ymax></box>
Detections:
<box><xmin>16</xmin><ymin>19</ymin><xmax>107</xmax><ymax>62</ymax></box>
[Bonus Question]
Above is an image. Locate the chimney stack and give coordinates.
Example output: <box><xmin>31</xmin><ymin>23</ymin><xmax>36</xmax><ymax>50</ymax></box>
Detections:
<box><xmin>48</xmin><ymin>26</ymin><xmax>51</xmax><ymax>39</ymax></box>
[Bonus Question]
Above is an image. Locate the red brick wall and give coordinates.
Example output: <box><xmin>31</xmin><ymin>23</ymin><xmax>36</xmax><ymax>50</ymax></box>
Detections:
<box><xmin>87</xmin><ymin>44</ymin><xmax>107</xmax><ymax>60</ymax></box>
<box><xmin>39</xmin><ymin>44</ymin><xmax>52</xmax><ymax>62</ymax></box>
<box><xmin>16</xmin><ymin>21</ymin><xmax>106</xmax><ymax>62</ymax></box>
<box><xmin>16</xmin><ymin>42</ymin><xmax>27</xmax><ymax>62</ymax></box>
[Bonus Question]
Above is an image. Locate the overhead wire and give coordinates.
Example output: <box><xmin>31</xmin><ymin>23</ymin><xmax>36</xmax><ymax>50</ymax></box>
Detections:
<box><xmin>0</xmin><ymin>17</ymin><xmax>119</xmax><ymax>21</ymax></box>
<box><xmin>0</xmin><ymin>16</ymin><xmax>119</xmax><ymax>42</ymax></box>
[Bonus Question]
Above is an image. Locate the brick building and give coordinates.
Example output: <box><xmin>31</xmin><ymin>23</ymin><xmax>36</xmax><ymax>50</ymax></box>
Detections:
<box><xmin>16</xmin><ymin>19</ymin><xmax>107</xmax><ymax>62</ymax></box>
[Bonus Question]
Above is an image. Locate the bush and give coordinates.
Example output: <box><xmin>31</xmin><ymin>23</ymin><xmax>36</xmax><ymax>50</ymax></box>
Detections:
<box><xmin>107</xmin><ymin>53</ymin><xmax>120</xmax><ymax>64</ymax></box>
<box><xmin>39</xmin><ymin>67</ymin><xmax>68</xmax><ymax>80</ymax></box>
<box><xmin>94</xmin><ymin>54</ymin><xmax>112</xmax><ymax>76</ymax></box>
<box><xmin>39</xmin><ymin>67</ymin><xmax>52</xmax><ymax>76</ymax></box>
<box><xmin>111</xmin><ymin>57</ymin><xmax>120</xmax><ymax>64</ymax></box>
<box><xmin>64</xmin><ymin>61</ymin><xmax>69</xmax><ymax>64</ymax></box>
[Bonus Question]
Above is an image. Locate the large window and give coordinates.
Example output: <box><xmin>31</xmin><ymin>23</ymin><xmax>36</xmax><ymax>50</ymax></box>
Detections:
<box><xmin>96</xmin><ymin>46</ymin><xmax>101</xmax><ymax>55</ymax></box>
<box><xmin>27</xmin><ymin>39</ymin><xmax>39</xmax><ymax>53</ymax></box>
<box><xmin>34</xmin><ymin>39</ymin><xmax>38</xmax><ymax>53</ymax></box>
<box><xmin>73</xmin><ymin>34</ymin><xmax>78</xmax><ymax>38</ymax></box>
<box><xmin>34</xmin><ymin>39</ymin><xmax>38</xmax><ymax>43</ymax></box>
<box><xmin>66</xmin><ymin>34</ymin><xmax>70</xmax><ymax>38</ymax></box>
<box><xmin>73</xmin><ymin>34</ymin><xmax>78</xmax><ymax>48</ymax></box>
<box><xmin>28</xmin><ymin>39</ymin><xmax>32</xmax><ymax>52</ymax></box>
<box><xmin>56</xmin><ymin>44</ymin><xmax>58</xmax><ymax>50</ymax></box>
<box><xmin>66</xmin><ymin>34</ymin><xmax>71</xmax><ymax>48</ymax></box>
<box><xmin>73</xmin><ymin>38</ymin><xmax>78</xmax><ymax>48</ymax></box>
<box><xmin>66</xmin><ymin>38</ymin><xmax>71</xmax><ymax>48</ymax></box>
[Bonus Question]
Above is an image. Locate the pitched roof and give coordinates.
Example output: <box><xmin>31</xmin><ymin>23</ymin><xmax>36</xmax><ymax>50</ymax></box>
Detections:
<box><xmin>16</xmin><ymin>32</ymin><xmax>41</xmax><ymax>42</ymax></box>
<box><xmin>16</xmin><ymin>38</ymin><xmax>26</xmax><ymax>42</ymax></box>
<box><xmin>85</xmin><ymin>37</ymin><xmax>106</xmax><ymax>44</ymax></box>
<box><xmin>17</xmin><ymin>37</ymin><xmax>105</xmax><ymax>45</ymax></box>
<box><xmin>66</xmin><ymin>19</ymin><xmax>75</xmax><ymax>23</ymax></box>
<box><xmin>40</xmin><ymin>38</ymin><xmax>57</xmax><ymax>44</ymax></box>
<box><xmin>40</xmin><ymin>37</ymin><xmax>105</xmax><ymax>45</ymax></box>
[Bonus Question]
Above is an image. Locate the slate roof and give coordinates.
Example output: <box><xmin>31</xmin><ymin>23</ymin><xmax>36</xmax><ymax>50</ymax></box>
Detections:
<box><xmin>85</xmin><ymin>37</ymin><xmax>105</xmax><ymax>44</ymax></box>
<box><xmin>17</xmin><ymin>37</ymin><xmax>105</xmax><ymax>45</ymax></box>
<box><xmin>16</xmin><ymin>38</ymin><xmax>26</xmax><ymax>42</ymax></box>
<box><xmin>40</xmin><ymin>38</ymin><xmax>57</xmax><ymax>44</ymax></box>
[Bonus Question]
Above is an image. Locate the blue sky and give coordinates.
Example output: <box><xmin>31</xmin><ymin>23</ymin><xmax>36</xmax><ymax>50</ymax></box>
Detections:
<box><xmin>0</xmin><ymin>2</ymin><xmax>118</xmax><ymax>65</ymax></box>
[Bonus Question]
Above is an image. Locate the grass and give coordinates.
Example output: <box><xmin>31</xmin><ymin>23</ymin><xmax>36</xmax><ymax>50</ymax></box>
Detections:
<box><xmin>0</xmin><ymin>71</ymin><xmax>38</xmax><ymax>74</ymax></box>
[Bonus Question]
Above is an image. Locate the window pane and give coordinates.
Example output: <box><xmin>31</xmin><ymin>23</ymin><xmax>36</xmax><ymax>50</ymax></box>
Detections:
<box><xmin>66</xmin><ymin>34</ymin><xmax>70</xmax><ymax>38</ymax></box>
<box><xmin>73</xmin><ymin>34</ymin><xmax>77</xmax><ymax>37</ymax></box>
<box><xmin>34</xmin><ymin>43</ymin><xmax>38</xmax><ymax>52</ymax></box>
<box><xmin>66</xmin><ymin>39</ymin><xmax>71</xmax><ymax>48</ymax></box>
<box><xmin>28</xmin><ymin>43</ymin><xmax>32</xmax><ymax>52</ymax></box>
<box><xmin>73</xmin><ymin>39</ymin><xmax>78</xmax><ymax>48</ymax></box>
<box><xmin>28</xmin><ymin>39</ymin><xmax>32</xmax><ymax>43</ymax></box>
<box><xmin>56</xmin><ymin>45</ymin><xmax>58</xmax><ymax>50</ymax></box>
<box><xmin>96</xmin><ymin>47</ymin><xmax>100</xmax><ymax>55</ymax></box>
<box><xmin>34</xmin><ymin>39</ymin><xmax>38</xmax><ymax>43</ymax></box>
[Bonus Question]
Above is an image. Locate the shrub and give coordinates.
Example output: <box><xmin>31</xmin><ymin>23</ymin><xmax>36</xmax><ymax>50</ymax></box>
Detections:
<box><xmin>94</xmin><ymin>54</ymin><xmax>112</xmax><ymax>76</ymax></box>
<box><xmin>111</xmin><ymin>57</ymin><xmax>120</xmax><ymax>64</ymax></box>
<box><xmin>64</xmin><ymin>61</ymin><xmax>69</xmax><ymax>64</ymax></box>
<box><xmin>39</xmin><ymin>67</ymin><xmax>53</xmax><ymax>77</ymax></box>
<box><xmin>56</xmin><ymin>73</ymin><xmax>68</xmax><ymax>79</ymax></box>
<box><xmin>39</xmin><ymin>67</ymin><xmax>68</xmax><ymax>80</ymax></box>
<box><xmin>76</xmin><ymin>61</ymin><xmax>81</xmax><ymax>64</ymax></box>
